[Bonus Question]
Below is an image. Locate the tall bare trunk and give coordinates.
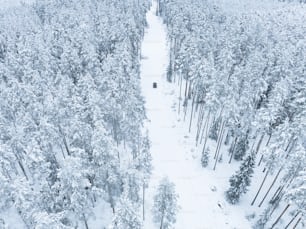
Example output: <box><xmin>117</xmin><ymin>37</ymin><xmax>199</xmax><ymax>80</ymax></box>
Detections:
<box><xmin>266</xmin><ymin>132</ymin><xmax>272</xmax><ymax>146</ymax></box>
<box><xmin>257</xmin><ymin>154</ymin><xmax>264</xmax><ymax>166</ymax></box>
<box><xmin>213</xmin><ymin>121</ymin><xmax>225</xmax><ymax>170</ymax></box>
<box><xmin>184</xmin><ymin>80</ymin><xmax>188</xmax><ymax>98</ymax></box>
<box><xmin>214</xmin><ymin>120</ymin><xmax>225</xmax><ymax>159</ymax></box>
<box><xmin>251</xmin><ymin>169</ymin><xmax>269</xmax><ymax>206</ymax></box>
<box><xmin>106</xmin><ymin>172</ymin><xmax>115</xmax><ymax>214</ymax></box>
<box><xmin>258</xmin><ymin>168</ymin><xmax>282</xmax><ymax>207</ymax></box>
<box><xmin>228</xmin><ymin>137</ymin><xmax>238</xmax><ymax>164</ymax></box>
<box><xmin>201</xmin><ymin>111</ymin><xmax>210</xmax><ymax>154</ymax></box>
<box><xmin>143</xmin><ymin>183</ymin><xmax>146</xmax><ymax>221</ymax></box>
<box><xmin>17</xmin><ymin>159</ymin><xmax>28</xmax><ymax>180</ymax></box>
<box><xmin>255</xmin><ymin>133</ymin><xmax>265</xmax><ymax>154</ymax></box>
<box><xmin>270</xmin><ymin>204</ymin><xmax>290</xmax><ymax>229</ymax></box>
<box><xmin>195</xmin><ymin>104</ymin><xmax>205</xmax><ymax>146</ymax></box>
<box><xmin>83</xmin><ymin>214</ymin><xmax>89</xmax><ymax>229</ymax></box>
<box><xmin>200</xmin><ymin>110</ymin><xmax>210</xmax><ymax>145</ymax></box>
<box><xmin>188</xmin><ymin>96</ymin><xmax>195</xmax><ymax>132</ymax></box>
<box><xmin>293</xmin><ymin>217</ymin><xmax>302</xmax><ymax>229</ymax></box>
<box><xmin>160</xmin><ymin>213</ymin><xmax>164</xmax><ymax>229</ymax></box>
<box><xmin>178</xmin><ymin>75</ymin><xmax>183</xmax><ymax>115</ymax></box>
<box><xmin>285</xmin><ymin>211</ymin><xmax>300</xmax><ymax>229</ymax></box>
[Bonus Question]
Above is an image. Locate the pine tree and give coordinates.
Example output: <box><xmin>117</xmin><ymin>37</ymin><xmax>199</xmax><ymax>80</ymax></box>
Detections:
<box><xmin>285</xmin><ymin>169</ymin><xmax>306</xmax><ymax>216</ymax></box>
<box><xmin>0</xmin><ymin>0</ymin><xmax>150</xmax><ymax>227</ymax></box>
<box><xmin>254</xmin><ymin>204</ymin><xmax>274</xmax><ymax>229</ymax></box>
<box><xmin>201</xmin><ymin>147</ymin><xmax>210</xmax><ymax>168</ymax></box>
<box><xmin>233</xmin><ymin>135</ymin><xmax>249</xmax><ymax>161</ymax></box>
<box><xmin>226</xmin><ymin>153</ymin><xmax>255</xmax><ymax>204</ymax></box>
<box><xmin>209</xmin><ymin>117</ymin><xmax>221</xmax><ymax>141</ymax></box>
<box><xmin>152</xmin><ymin>177</ymin><xmax>179</xmax><ymax>229</ymax></box>
<box><xmin>110</xmin><ymin>196</ymin><xmax>142</xmax><ymax>229</ymax></box>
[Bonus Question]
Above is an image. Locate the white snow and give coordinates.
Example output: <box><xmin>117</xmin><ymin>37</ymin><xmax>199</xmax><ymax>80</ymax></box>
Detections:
<box><xmin>140</xmin><ymin>1</ymin><xmax>252</xmax><ymax>228</ymax></box>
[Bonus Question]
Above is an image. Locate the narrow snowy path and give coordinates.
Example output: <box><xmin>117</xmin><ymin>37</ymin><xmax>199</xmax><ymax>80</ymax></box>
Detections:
<box><xmin>140</xmin><ymin>2</ymin><xmax>251</xmax><ymax>228</ymax></box>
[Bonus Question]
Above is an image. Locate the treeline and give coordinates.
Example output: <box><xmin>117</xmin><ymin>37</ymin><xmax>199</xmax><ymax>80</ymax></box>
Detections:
<box><xmin>0</xmin><ymin>0</ymin><xmax>151</xmax><ymax>228</ymax></box>
<box><xmin>158</xmin><ymin>0</ymin><xmax>305</xmax><ymax>228</ymax></box>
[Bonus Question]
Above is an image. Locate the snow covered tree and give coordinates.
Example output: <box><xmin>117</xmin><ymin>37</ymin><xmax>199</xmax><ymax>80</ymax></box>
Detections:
<box><xmin>285</xmin><ymin>169</ymin><xmax>306</xmax><ymax>216</ymax></box>
<box><xmin>0</xmin><ymin>0</ymin><xmax>150</xmax><ymax>227</ymax></box>
<box><xmin>33</xmin><ymin>212</ymin><xmax>73</xmax><ymax>229</ymax></box>
<box><xmin>152</xmin><ymin>177</ymin><xmax>179</xmax><ymax>229</ymax></box>
<box><xmin>201</xmin><ymin>147</ymin><xmax>210</xmax><ymax>168</ymax></box>
<box><xmin>226</xmin><ymin>153</ymin><xmax>255</xmax><ymax>204</ymax></box>
<box><xmin>133</xmin><ymin>133</ymin><xmax>152</xmax><ymax>220</ymax></box>
<box><xmin>233</xmin><ymin>134</ymin><xmax>249</xmax><ymax>161</ymax></box>
<box><xmin>209</xmin><ymin>117</ymin><xmax>221</xmax><ymax>141</ymax></box>
<box><xmin>110</xmin><ymin>196</ymin><xmax>142</xmax><ymax>229</ymax></box>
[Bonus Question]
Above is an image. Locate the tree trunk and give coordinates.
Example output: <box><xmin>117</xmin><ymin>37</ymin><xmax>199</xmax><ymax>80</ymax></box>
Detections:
<box><xmin>285</xmin><ymin>211</ymin><xmax>300</xmax><ymax>229</ymax></box>
<box><xmin>143</xmin><ymin>183</ymin><xmax>145</xmax><ymax>221</ymax></box>
<box><xmin>187</xmin><ymin>81</ymin><xmax>192</xmax><ymax>99</ymax></box>
<box><xmin>183</xmin><ymin>98</ymin><xmax>188</xmax><ymax>121</ymax></box>
<box><xmin>217</xmin><ymin>123</ymin><xmax>226</xmax><ymax>159</ymax></box>
<box><xmin>106</xmin><ymin>172</ymin><xmax>115</xmax><ymax>214</ymax></box>
<box><xmin>257</xmin><ymin>154</ymin><xmax>264</xmax><ymax>166</ymax></box>
<box><xmin>200</xmin><ymin>110</ymin><xmax>210</xmax><ymax>145</ymax></box>
<box><xmin>293</xmin><ymin>217</ymin><xmax>302</xmax><ymax>229</ymax></box>
<box><xmin>160</xmin><ymin>214</ymin><xmax>164</xmax><ymax>229</ymax></box>
<box><xmin>271</xmin><ymin>171</ymin><xmax>297</xmax><ymax>205</ymax></box>
<box><xmin>59</xmin><ymin>125</ymin><xmax>71</xmax><ymax>156</ymax></box>
<box><xmin>188</xmin><ymin>96</ymin><xmax>195</xmax><ymax>132</ymax></box>
<box><xmin>270</xmin><ymin>185</ymin><xmax>283</xmax><ymax>204</ymax></box>
<box><xmin>60</xmin><ymin>145</ymin><xmax>66</xmax><ymax>159</ymax></box>
<box><xmin>250</xmin><ymin>137</ymin><xmax>256</xmax><ymax>153</ymax></box>
<box><xmin>258</xmin><ymin>168</ymin><xmax>282</xmax><ymax>207</ymax></box>
<box><xmin>228</xmin><ymin>137</ymin><xmax>238</xmax><ymax>164</ymax></box>
<box><xmin>213</xmin><ymin>128</ymin><xmax>225</xmax><ymax>170</ymax></box>
<box><xmin>184</xmin><ymin>79</ymin><xmax>188</xmax><ymax>99</ymax></box>
<box><xmin>270</xmin><ymin>204</ymin><xmax>290</xmax><ymax>229</ymax></box>
<box><xmin>113</xmin><ymin>119</ymin><xmax>119</xmax><ymax>146</ymax></box>
<box><xmin>156</xmin><ymin>0</ymin><xmax>160</xmax><ymax>16</ymax></box>
<box><xmin>195</xmin><ymin>104</ymin><xmax>205</xmax><ymax>146</ymax></box>
<box><xmin>16</xmin><ymin>157</ymin><xmax>28</xmax><ymax>181</ymax></box>
<box><xmin>251</xmin><ymin>169</ymin><xmax>269</xmax><ymax>206</ymax></box>
<box><xmin>178</xmin><ymin>75</ymin><xmax>183</xmax><ymax>115</ymax></box>
<box><xmin>63</xmin><ymin>135</ymin><xmax>71</xmax><ymax>156</ymax></box>
<box><xmin>266</xmin><ymin>132</ymin><xmax>272</xmax><ymax>146</ymax></box>
<box><xmin>256</xmin><ymin>133</ymin><xmax>265</xmax><ymax>154</ymax></box>
<box><xmin>83</xmin><ymin>214</ymin><xmax>89</xmax><ymax>229</ymax></box>
<box><xmin>269</xmin><ymin>192</ymin><xmax>284</xmax><ymax>218</ymax></box>
<box><xmin>213</xmin><ymin>121</ymin><xmax>225</xmax><ymax>170</ymax></box>
<box><xmin>174</xmin><ymin>40</ymin><xmax>177</xmax><ymax>83</ymax></box>
<box><xmin>214</xmin><ymin>119</ymin><xmax>224</xmax><ymax>159</ymax></box>
<box><xmin>201</xmin><ymin>111</ymin><xmax>210</xmax><ymax>155</ymax></box>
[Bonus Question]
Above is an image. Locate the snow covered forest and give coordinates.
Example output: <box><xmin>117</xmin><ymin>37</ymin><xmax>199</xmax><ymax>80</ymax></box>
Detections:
<box><xmin>0</xmin><ymin>0</ymin><xmax>152</xmax><ymax>227</ymax></box>
<box><xmin>0</xmin><ymin>0</ymin><xmax>305</xmax><ymax>228</ymax></box>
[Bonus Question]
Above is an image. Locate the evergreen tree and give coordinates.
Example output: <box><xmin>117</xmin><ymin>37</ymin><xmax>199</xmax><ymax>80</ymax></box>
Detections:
<box><xmin>152</xmin><ymin>177</ymin><xmax>179</xmax><ymax>229</ymax></box>
<box><xmin>233</xmin><ymin>135</ymin><xmax>249</xmax><ymax>161</ymax></box>
<box><xmin>209</xmin><ymin>117</ymin><xmax>221</xmax><ymax>141</ymax></box>
<box><xmin>0</xmin><ymin>0</ymin><xmax>150</xmax><ymax>227</ymax></box>
<box><xmin>254</xmin><ymin>203</ymin><xmax>274</xmax><ymax>229</ymax></box>
<box><xmin>201</xmin><ymin>147</ymin><xmax>210</xmax><ymax>168</ymax></box>
<box><xmin>285</xmin><ymin>169</ymin><xmax>306</xmax><ymax>216</ymax></box>
<box><xmin>110</xmin><ymin>196</ymin><xmax>142</xmax><ymax>229</ymax></box>
<box><xmin>226</xmin><ymin>153</ymin><xmax>255</xmax><ymax>204</ymax></box>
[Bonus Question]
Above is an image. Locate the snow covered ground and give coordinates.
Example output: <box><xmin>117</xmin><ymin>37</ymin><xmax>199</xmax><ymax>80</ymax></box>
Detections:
<box><xmin>140</xmin><ymin>2</ymin><xmax>251</xmax><ymax>228</ymax></box>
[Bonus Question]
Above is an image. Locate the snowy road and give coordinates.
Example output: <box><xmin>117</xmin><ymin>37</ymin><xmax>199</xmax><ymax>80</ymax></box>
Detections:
<box><xmin>140</xmin><ymin>1</ymin><xmax>251</xmax><ymax>228</ymax></box>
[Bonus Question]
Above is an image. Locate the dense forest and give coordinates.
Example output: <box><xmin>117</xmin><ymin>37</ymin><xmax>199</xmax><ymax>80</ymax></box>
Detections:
<box><xmin>0</xmin><ymin>0</ymin><xmax>152</xmax><ymax>228</ymax></box>
<box><xmin>158</xmin><ymin>0</ymin><xmax>305</xmax><ymax>227</ymax></box>
<box><xmin>0</xmin><ymin>0</ymin><xmax>305</xmax><ymax>228</ymax></box>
